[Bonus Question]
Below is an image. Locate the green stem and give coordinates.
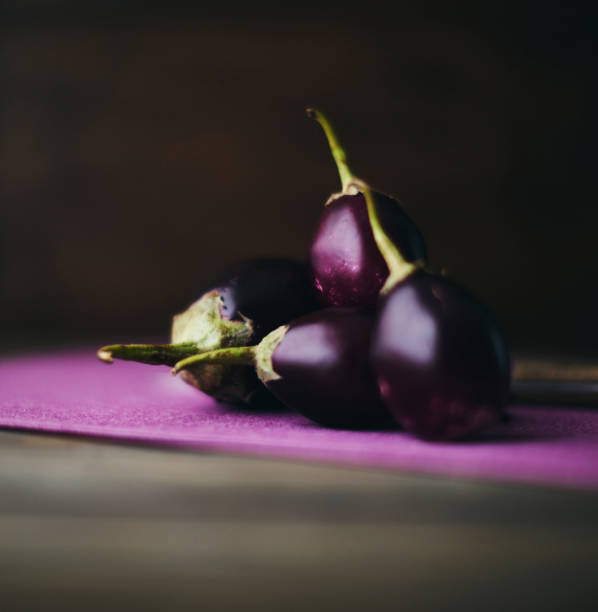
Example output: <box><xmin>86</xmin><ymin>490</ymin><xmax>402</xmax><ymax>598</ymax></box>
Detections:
<box><xmin>173</xmin><ymin>346</ymin><xmax>256</xmax><ymax>374</ymax></box>
<box><xmin>348</xmin><ymin>179</ymin><xmax>418</xmax><ymax>294</ymax></box>
<box><xmin>306</xmin><ymin>108</ymin><xmax>355</xmax><ymax>193</ymax></box>
<box><xmin>97</xmin><ymin>342</ymin><xmax>199</xmax><ymax>367</ymax></box>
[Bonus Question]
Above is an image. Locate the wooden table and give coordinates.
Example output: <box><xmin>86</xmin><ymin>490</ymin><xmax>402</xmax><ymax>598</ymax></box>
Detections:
<box><xmin>1</xmin><ymin>429</ymin><xmax>597</xmax><ymax>611</ymax></box>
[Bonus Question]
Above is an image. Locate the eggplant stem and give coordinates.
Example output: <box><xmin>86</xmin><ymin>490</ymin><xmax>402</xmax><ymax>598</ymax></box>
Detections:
<box><xmin>97</xmin><ymin>342</ymin><xmax>199</xmax><ymax>367</ymax></box>
<box><xmin>306</xmin><ymin>108</ymin><xmax>357</xmax><ymax>195</ymax></box>
<box><xmin>348</xmin><ymin>179</ymin><xmax>419</xmax><ymax>292</ymax></box>
<box><xmin>172</xmin><ymin>346</ymin><xmax>256</xmax><ymax>375</ymax></box>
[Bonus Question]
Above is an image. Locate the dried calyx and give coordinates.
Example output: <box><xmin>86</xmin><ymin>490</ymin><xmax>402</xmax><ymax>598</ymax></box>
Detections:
<box><xmin>98</xmin><ymin>290</ymin><xmax>259</xmax><ymax>403</ymax></box>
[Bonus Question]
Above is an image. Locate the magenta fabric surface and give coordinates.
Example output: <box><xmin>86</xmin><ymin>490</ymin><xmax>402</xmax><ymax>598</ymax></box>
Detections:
<box><xmin>1</xmin><ymin>349</ymin><xmax>598</xmax><ymax>489</ymax></box>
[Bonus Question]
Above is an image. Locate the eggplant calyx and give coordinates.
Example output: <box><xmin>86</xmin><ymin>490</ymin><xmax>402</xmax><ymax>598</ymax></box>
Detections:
<box><xmin>254</xmin><ymin>324</ymin><xmax>288</xmax><ymax>384</ymax></box>
<box><xmin>171</xmin><ymin>290</ymin><xmax>254</xmax><ymax>350</ymax></box>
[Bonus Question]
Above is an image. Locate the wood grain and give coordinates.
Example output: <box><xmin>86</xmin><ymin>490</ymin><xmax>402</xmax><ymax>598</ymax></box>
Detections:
<box><xmin>512</xmin><ymin>356</ymin><xmax>598</xmax><ymax>406</ymax></box>
<box><xmin>0</xmin><ymin>429</ymin><xmax>597</xmax><ymax>611</ymax></box>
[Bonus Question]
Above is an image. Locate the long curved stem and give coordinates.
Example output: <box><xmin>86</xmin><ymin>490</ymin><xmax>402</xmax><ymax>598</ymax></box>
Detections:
<box><xmin>348</xmin><ymin>179</ymin><xmax>418</xmax><ymax>294</ymax></box>
<box><xmin>172</xmin><ymin>346</ymin><xmax>256</xmax><ymax>375</ymax></box>
<box><xmin>306</xmin><ymin>108</ymin><xmax>356</xmax><ymax>193</ymax></box>
<box><xmin>97</xmin><ymin>342</ymin><xmax>199</xmax><ymax>367</ymax></box>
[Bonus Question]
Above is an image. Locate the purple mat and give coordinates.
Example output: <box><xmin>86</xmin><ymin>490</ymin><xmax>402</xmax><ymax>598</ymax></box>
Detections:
<box><xmin>1</xmin><ymin>349</ymin><xmax>598</xmax><ymax>489</ymax></box>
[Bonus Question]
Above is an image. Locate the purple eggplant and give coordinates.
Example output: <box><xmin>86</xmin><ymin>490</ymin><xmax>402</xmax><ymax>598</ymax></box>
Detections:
<box><xmin>98</xmin><ymin>258</ymin><xmax>318</xmax><ymax>405</ymax></box>
<box><xmin>357</xmin><ymin>181</ymin><xmax>510</xmax><ymax>439</ymax></box>
<box><xmin>172</xmin><ymin>308</ymin><xmax>389</xmax><ymax>429</ymax></box>
<box><xmin>307</xmin><ymin>109</ymin><xmax>426</xmax><ymax>308</ymax></box>
<box><xmin>372</xmin><ymin>272</ymin><xmax>510</xmax><ymax>440</ymax></box>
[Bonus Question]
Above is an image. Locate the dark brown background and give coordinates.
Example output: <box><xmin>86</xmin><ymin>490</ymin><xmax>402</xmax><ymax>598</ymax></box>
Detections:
<box><xmin>1</xmin><ymin>1</ymin><xmax>596</xmax><ymax>354</ymax></box>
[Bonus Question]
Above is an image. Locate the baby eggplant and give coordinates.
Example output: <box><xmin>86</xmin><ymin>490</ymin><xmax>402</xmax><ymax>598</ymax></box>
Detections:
<box><xmin>372</xmin><ymin>272</ymin><xmax>511</xmax><ymax>440</ymax></box>
<box><xmin>358</xmin><ymin>181</ymin><xmax>510</xmax><ymax>439</ymax></box>
<box><xmin>173</xmin><ymin>308</ymin><xmax>389</xmax><ymax>429</ymax></box>
<box><xmin>98</xmin><ymin>258</ymin><xmax>319</xmax><ymax>405</ymax></box>
<box><xmin>307</xmin><ymin>109</ymin><xmax>427</xmax><ymax>308</ymax></box>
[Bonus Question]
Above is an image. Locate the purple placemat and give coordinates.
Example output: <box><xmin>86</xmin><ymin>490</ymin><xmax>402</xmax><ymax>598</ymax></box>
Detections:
<box><xmin>1</xmin><ymin>350</ymin><xmax>598</xmax><ymax>489</ymax></box>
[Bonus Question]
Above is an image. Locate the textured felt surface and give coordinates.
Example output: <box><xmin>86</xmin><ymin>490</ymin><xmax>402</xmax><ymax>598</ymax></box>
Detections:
<box><xmin>1</xmin><ymin>350</ymin><xmax>598</xmax><ymax>489</ymax></box>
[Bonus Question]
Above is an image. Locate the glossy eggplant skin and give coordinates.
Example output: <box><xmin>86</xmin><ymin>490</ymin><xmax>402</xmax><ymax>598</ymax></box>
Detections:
<box><xmin>266</xmin><ymin>308</ymin><xmax>389</xmax><ymax>428</ymax></box>
<box><xmin>208</xmin><ymin>258</ymin><xmax>319</xmax><ymax>338</ymax></box>
<box><xmin>371</xmin><ymin>272</ymin><xmax>510</xmax><ymax>440</ymax></box>
<box><xmin>309</xmin><ymin>192</ymin><xmax>427</xmax><ymax>308</ymax></box>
